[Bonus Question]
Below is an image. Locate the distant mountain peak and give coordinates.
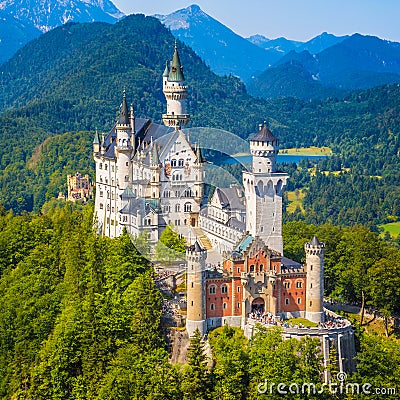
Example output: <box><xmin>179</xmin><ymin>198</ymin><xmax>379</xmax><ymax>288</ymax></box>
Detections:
<box><xmin>0</xmin><ymin>0</ymin><xmax>124</xmax><ymax>32</ymax></box>
<box><xmin>187</xmin><ymin>4</ymin><xmax>201</xmax><ymax>12</ymax></box>
<box><xmin>154</xmin><ymin>4</ymin><xmax>211</xmax><ymax>30</ymax></box>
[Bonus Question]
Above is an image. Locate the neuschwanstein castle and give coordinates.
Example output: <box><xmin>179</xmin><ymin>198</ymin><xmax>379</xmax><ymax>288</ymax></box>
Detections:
<box><xmin>93</xmin><ymin>44</ymin><xmax>203</xmax><ymax>242</ymax></box>
<box><xmin>93</xmin><ymin>43</ymin><xmax>286</xmax><ymax>255</ymax></box>
<box><xmin>93</xmin><ymin>44</ymin><xmax>356</xmax><ymax>374</ymax></box>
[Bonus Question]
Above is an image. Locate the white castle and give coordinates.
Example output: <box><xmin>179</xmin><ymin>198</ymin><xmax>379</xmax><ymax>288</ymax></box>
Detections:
<box><xmin>93</xmin><ymin>44</ymin><xmax>203</xmax><ymax>243</ymax></box>
<box><xmin>93</xmin><ymin>44</ymin><xmax>288</xmax><ymax>255</ymax></box>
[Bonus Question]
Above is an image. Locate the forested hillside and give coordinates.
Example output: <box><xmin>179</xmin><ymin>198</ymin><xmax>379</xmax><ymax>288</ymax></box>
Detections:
<box><xmin>0</xmin><ymin>203</ymin><xmax>399</xmax><ymax>399</ymax></box>
<box><xmin>0</xmin><ymin>14</ymin><xmax>399</xmax><ymax>227</ymax></box>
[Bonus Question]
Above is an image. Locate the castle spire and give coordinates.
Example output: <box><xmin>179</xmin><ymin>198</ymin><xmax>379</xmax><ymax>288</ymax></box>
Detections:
<box><xmin>118</xmin><ymin>89</ymin><xmax>129</xmax><ymax>125</ymax></box>
<box><xmin>195</xmin><ymin>140</ymin><xmax>204</xmax><ymax>163</ymax></box>
<box><xmin>168</xmin><ymin>42</ymin><xmax>185</xmax><ymax>82</ymax></box>
<box><xmin>163</xmin><ymin>60</ymin><xmax>170</xmax><ymax>77</ymax></box>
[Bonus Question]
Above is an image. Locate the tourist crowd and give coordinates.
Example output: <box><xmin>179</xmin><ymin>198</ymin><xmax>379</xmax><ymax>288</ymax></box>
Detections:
<box><xmin>248</xmin><ymin>310</ymin><xmax>349</xmax><ymax>330</ymax></box>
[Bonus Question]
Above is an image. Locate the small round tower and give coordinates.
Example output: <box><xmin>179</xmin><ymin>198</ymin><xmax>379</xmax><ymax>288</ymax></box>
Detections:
<box><xmin>186</xmin><ymin>240</ymin><xmax>207</xmax><ymax>337</ymax></box>
<box><xmin>305</xmin><ymin>236</ymin><xmax>325</xmax><ymax>323</ymax></box>
<box><xmin>249</xmin><ymin>122</ymin><xmax>279</xmax><ymax>173</ymax></box>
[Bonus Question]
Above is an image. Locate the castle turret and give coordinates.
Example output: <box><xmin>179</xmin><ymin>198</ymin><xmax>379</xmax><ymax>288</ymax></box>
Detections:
<box><xmin>162</xmin><ymin>43</ymin><xmax>190</xmax><ymax>127</ymax></box>
<box><xmin>186</xmin><ymin>240</ymin><xmax>207</xmax><ymax>336</ymax></box>
<box><xmin>150</xmin><ymin>141</ymin><xmax>161</xmax><ymax>199</ymax></box>
<box><xmin>93</xmin><ymin>129</ymin><xmax>100</xmax><ymax>154</ymax></box>
<box><xmin>305</xmin><ymin>236</ymin><xmax>325</xmax><ymax>323</ymax></box>
<box><xmin>115</xmin><ymin>91</ymin><xmax>134</xmax><ymax>190</ymax></box>
<box><xmin>243</xmin><ymin>122</ymin><xmax>288</xmax><ymax>254</ymax></box>
<box><xmin>193</xmin><ymin>142</ymin><xmax>204</xmax><ymax>204</ymax></box>
<box><xmin>129</xmin><ymin>103</ymin><xmax>135</xmax><ymax>150</ymax></box>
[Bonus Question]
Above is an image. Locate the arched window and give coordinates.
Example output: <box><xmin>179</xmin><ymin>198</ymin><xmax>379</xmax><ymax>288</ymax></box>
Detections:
<box><xmin>250</xmin><ymin>265</ymin><xmax>255</xmax><ymax>273</ymax></box>
<box><xmin>171</xmin><ymin>159</ymin><xmax>177</xmax><ymax>167</ymax></box>
<box><xmin>221</xmin><ymin>284</ymin><xmax>228</xmax><ymax>294</ymax></box>
<box><xmin>209</xmin><ymin>285</ymin><xmax>216</xmax><ymax>294</ymax></box>
<box><xmin>210</xmin><ymin>303</ymin><xmax>215</xmax><ymax>311</ymax></box>
<box><xmin>297</xmin><ymin>298</ymin><xmax>302</xmax><ymax>304</ymax></box>
<box><xmin>178</xmin><ymin>159</ymin><xmax>184</xmax><ymax>166</ymax></box>
<box><xmin>184</xmin><ymin>202</ymin><xmax>192</xmax><ymax>212</ymax></box>
<box><xmin>296</xmin><ymin>280</ymin><xmax>303</xmax><ymax>288</ymax></box>
<box><xmin>284</xmin><ymin>281</ymin><xmax>291</xmax><ymax>289</ymax></box>
<box><xmin>175</xmin><ymin>204</ymin><xmax>181</xmax><ymax>212</ymax></box>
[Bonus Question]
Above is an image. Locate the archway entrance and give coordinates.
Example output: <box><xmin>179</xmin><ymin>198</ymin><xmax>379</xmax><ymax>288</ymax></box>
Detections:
<box><xmin>251</xmin><ymin>297</ymin><xmax>265</xmax><ymax>314</ymax></box>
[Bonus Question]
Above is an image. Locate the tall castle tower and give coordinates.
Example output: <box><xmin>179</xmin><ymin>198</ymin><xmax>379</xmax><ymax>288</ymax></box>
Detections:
<box><xmin>186</xmin><ymin>241</ymin><xmax>207</xmax><ymax>337</ymax></box>
<box><xmin>162</xmin><ymin>43</ymin><xmax>190</xmax><ymax>127</ymax></box>
<box><xmin>243</xmin><ymin>123</ymin><xmax>288</xmax><ymax>254</ymax></box>
<box><xmin>115</xmin><ymin>91</ymin><xmax>135</xmax><ymax>191</ymax></box>
<box><xmin>305</xmin><ymin>236</ymin><xmax>325</xmax><ymax>323</ymax></box>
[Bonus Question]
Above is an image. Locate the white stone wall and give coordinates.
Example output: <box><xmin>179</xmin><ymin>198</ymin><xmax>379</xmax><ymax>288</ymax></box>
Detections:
<box><xmin>94</xmin><ymin>156</ymin><xmax>121</xmax><ymax>238</ymax></box>
<box><xmin>199</xmin><ymin>213</ymin><xmax>244</xmax><ymax>253</ymax></box>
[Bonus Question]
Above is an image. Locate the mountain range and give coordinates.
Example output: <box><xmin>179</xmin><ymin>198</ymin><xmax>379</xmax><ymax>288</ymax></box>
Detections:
<box><xmin>2</xmin><ymin>1</ymin><xmax>400</xmax><ymax>100</ymax></box>
<box><xmin>247</xmin><ymin>32</ymin><xmax>348</xmax><ymax>55</ymax></box>
<box><xmin>155</xmin><ymin>4</ymin><xmax>400</xmax><ymax>99</ymax></box>
<box><xmin>0</xmin><ymin>0</ymin><xmax>124</xmax><ymax>64</ymax></box>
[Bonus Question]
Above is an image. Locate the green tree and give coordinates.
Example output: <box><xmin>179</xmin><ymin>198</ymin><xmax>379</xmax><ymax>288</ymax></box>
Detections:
<box><xmin>155</xmin><ymin>223</ymin><xmax>186</xmax><ymax>264</ymax></box>
<box><xmin>181</xmin><ymin>328</ymin><xmax>211</xmax><ymax>400</ymax></box>
<box><xmin>368</xmin><ymin>247</ymin><xmax>400</xmax><ymax>336</ymax></box>
<box><xmin>131</xmin><ymin>229</ymin><xmax>151</xmax><ymax>260</ymax></box>
<box><xmin>209</xmin><ymin>325</ymin><xmax>249</xmax><ymax>400</ymax></box>
<box><xmin>98</xmin><ymin>347</ymin><xmax>181</xmax><ymax>400</ymax></box>
<box><xmin>334</xmin><ymin>226</ymin><xmax>383</xmax><ymax>325</ymax></box>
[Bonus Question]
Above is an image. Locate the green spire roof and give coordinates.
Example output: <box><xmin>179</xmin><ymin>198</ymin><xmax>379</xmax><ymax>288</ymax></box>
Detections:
<box><xmin>93</xmin><ymin>129</ymin><xmax>100</xmax><ymax>144</ymax></box>
<box><xmin>168</xmin><ymin>43</ymin><xmax>185</xmax><ymax>82</ymax></box>
<box><xmin>163</xmin><ymin>61</ymin><xmax>170</xmax><ymax>77</ymax></box>
<box><xmin>118</xmin><ymin>90</ymin><xmax>129</xmax><ymax>125</ymax></box>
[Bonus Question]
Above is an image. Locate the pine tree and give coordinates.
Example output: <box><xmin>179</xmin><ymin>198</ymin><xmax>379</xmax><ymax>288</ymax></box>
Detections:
<box><xmin>181</xmin><ymin>328</ymin><xmax>210</xmax><ymax>400</ymax></box>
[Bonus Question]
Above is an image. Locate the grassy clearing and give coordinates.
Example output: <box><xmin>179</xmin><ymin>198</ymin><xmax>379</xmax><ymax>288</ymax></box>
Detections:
<box><xmin>286</xmin><ymin>189</ymin><xmax>306</xmax><ymax>213</ymax></box>
<box><xmin>280</xmin><ymin>146</ymin><xmax>333</xmax><ymax>156</ymax></box>
<box><xmin>285</xmin><ymin>318</ymin><xmax>318</xmax><ymax>327</ymax></box>
<box><xmin>340</xmin><ymin>311</ymin><xmax>400</xmax><ymax>341</ymax></box>
<box><xmin>379</xmin><ymin>222</ymin><xmax>400</xmax><ymax>237</ymax></box>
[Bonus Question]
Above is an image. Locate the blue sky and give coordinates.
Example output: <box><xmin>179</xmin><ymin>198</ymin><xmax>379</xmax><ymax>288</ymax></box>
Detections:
<box><xmin>112</xmin><ymin>0</ymin><xmax>400</xmax><ymax>42</ymax></box>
